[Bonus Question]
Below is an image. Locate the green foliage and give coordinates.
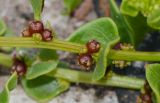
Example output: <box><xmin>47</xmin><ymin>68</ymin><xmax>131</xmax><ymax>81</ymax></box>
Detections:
<box><xmin>0</xmin><ymin>19</ymin><xmax>6</xmax><ymax>35</ymax></box>
<box><xmin>57</xmin><ymin>62</ymin><xmax>70</xmax><ymax>68</ymax></box>
<box><xmin>27</xmin><ymin>49</ymin><xmax>59</xmax><ymax>80</ymax></box>
<box><xmin>120</xmin><ymin>0</ymin><xmax>160</xmax><ymax>29</ymax></box>
<box><xmin>93</xmin><ymin>45</ymin><xmax>109</xmax><ymax>80</ymax></box>
<box><xmin>0</xmin><ymin>73</ymin><xmax>18</xmax><ymax>103</ymax></box>
<box><xmin>67</xmin><ymin>18</ymin><xmax>119</xmax><ymax>80</ymax></box>
<box><xmin>26</xmin><ymin>60</ymin><xmax>59</xmax><ymax>80</ymax></box>
<box><xmin>1</xmin><ymin>0</ymin><xmax>159</xmax><ymax>102</ymax></box>
<box><xmin>109</xmin><ymin>0</ymin><xmax>151</xmax><ymax>47</ymax></box>
<box><xmin>0</xmin><ymin>19</ymin><xmax>15</xmax><ymax>52</ymax></box>
<box><xmin>146</xmin><ymin>64</ymin><xmax>160</xmax><ymax>103</ymax></box>
<box><xmin>22</xmin><ymin>76</ymin><xmax>70</xmax><ymax>102</ymax></box>
<box><xmin>29</xmin><ymin>0</ymin><xmax>44</xmax><ymax>20</ymax></box>
<box><xmin>147</xmin><ymin>8</ymin><xmax>160</xmax><ymax>29</ymax></box>
<box><xmin>63</xmin><ymin>0</ymin><xmax>82</xmax><ymax>14</ymax></box>
<box><xmin>38</xmin><ymin>49</ymin><xmax>58</xmax><ymax>61</ymax></box>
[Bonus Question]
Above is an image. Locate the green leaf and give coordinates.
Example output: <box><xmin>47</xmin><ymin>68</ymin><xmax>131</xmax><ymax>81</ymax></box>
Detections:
<box><xmin>93</xmin><ymin>45</ymin><xmax>108</xmax><ymax>80</ymax></box>
<box><xmin>0</xmin><ymin>72</ymin><xmax>18</xmax><ymax>103</ymax></box>
<box><xmin>57</xmin><ymin>61</ymin><xmax>70</xmax><ymax>68</ymax></box>
<box><xmin>67</xmin><ymin>17</ymin><xmax>119</xmax><ymax>45</ymax></box>
<box><xmin>120</xmin><ymin>0</ymin><xmax>139</xmax><ymax>17</ymax></box>
<box><xmin>27</xmin><ymin>49</ymin><xmax>59</xmax><ymax>79</ymax></box>
<box><xmin>147</xmin><ymin>8</ymin><xmax>160</xmax><ymax>29</ymax></box>
<box><xmin>22</xmin><ymin>76</ymin><xmax>70</xmax><ymax>102</ymax></box>
<box><xmin>146</xmin><ymin>64</ymin><xmax>160</xmax><ymax>103</ymax></box>
<box><xmin>38</xmin><ymin>49</ymin><xmax>58</xmax><ymax>61</ymax></box>
<box><xmin>29</xmin><ymin>0</ymin><xmax>44</xmax><ymax>20</ymax></box>
<box><xmin>63</xmin><ymin>0</ymin><xmax>82</xmax><ymax>14</ymax></box>
<box><xmin>26</xmin><ymin>60</ymin><xmax>59</xmax><ymax>80</ymax></box>
<box><xmin>67</xmin><ymin>18</ymin><xmax>120</xmax><ymax>80</ymax></box>
<box><xmin>120</xmin><ymin>0</ymin><xmax>160</xmax><ymax>29</ymax></box>
<box><xmin>0</xmin><ymin>19</ymin><xmax>6</xmax><ymax>36</ymax></box>
<box><xmin>120</xmin><ymin>0</ymin><xmax>151</xmax><ymax>17</ymax></box>
<box><xmin>110</xmin><ymin>0</ymin><xmax>151</xmax><ymax>47</ymax></box>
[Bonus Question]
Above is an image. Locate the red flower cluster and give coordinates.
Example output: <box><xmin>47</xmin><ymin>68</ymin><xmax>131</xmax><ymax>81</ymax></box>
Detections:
<box><xmin>78</xmin><ymin>40</ymin><xmax>100</xmax><ymax>69</ymax></box>
<box><xmin>22</xmin><ymin>21</ymin><xmax>53</xmax><ymax>41</ymax></box>
<box><xmin>11</xmin><ymin>58</ymin><xmax>27</xmax><ymax>76</ymax></box>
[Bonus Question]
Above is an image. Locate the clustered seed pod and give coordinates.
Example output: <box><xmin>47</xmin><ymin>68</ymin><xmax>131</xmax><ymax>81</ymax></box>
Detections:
<box><xmin>78</xmin><ymin>54</ymin><xmax>93</xmax><ymax>69</ymax></box>
<box><xmin>136</xmin><ymin>82</ymin><xmax>152</xmax><ymax>103</ymax></box>
<box><xmin>29</xmin><ymin>21</ymin><xmax>44</xmax><ymax>34</ymax></box>
<box><xmin>11</xmin><ymin>58</ymin><xmax>27</xmax><ymax>76</ymax></box>
<box><xmin>21</xmin><ymin>20</ymin><xmax>53</xmax><ymax>42</ymax></box>
<box><xmin>113</xmin><ymin>42</ymin><xmax>134</xmax><ymax>50</ymax></box>
<box><xmin>78</xmin><ymin>40</ymin><xmax>101</xmax><ymax>70</ymax></box>
<box><xmin>113</xmin><ymin>42</ymin><xmax>121</xmax><ymax>50</ymax></box>
<box><xmin>86</xmin><ymin>40</ymin><xmax>101</xmax><ymax>54</ymax></box>
<box><xmin>112</xmin><ymin>60</ymin><xmax>131</xmax><ymax>69</ymax></box>
<box><xmin>112</xmin><ymin>42</ymin><xmax>133</xmax><ymax>69</ymax></box>
<box><xmin>21</xmin><ymin>28</ymin><xmax>31</xmax><ymax>37</ymax></box>
<box><xmin>42</xmin><ymin>29</ymin><xmax>53</xmax><ymax>41</ymax></box>
<box><xmin>139</xmin><ymin>93</ymin><xmax>152</xmax><ymax>103</ymax></box>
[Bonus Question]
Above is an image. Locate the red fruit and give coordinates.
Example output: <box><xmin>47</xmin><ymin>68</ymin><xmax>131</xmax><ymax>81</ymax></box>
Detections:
<box><xmin>11</xmin><ymin>59</ymin><xmax>27</xmax><ymax>76</ymax></box>
<box><xmin>41</xmin><ymin>29</ymin><xmax>53</xmax><ymax>41</ymax></box>
<box><xmin>21</xmin><ymin>28</ymin><xmax>31</xmax><ymax>37</ymax></box>
<box><xmin>113</xmin><ymin>42</ymin><xmax>121</xmax><ymax>50</ymax></box>
<box><xmin>144</xmin><ymin>82</ymin><xmax>152</xmax><ymax>94</ymax></box>
<box><xmin>140</xmin><ymin>93</ymin><xmax>152</xmax><ymax>103</ymax></box>
<box><xmin>28</xmin><ymin>21</ymin><xmax>44</xmax><ymax>34</ymax></box>
<box><xmin>86</xmin><ymin>40</ymin><xmax>100</xmax><ymax>54</ymax></box>
<box><xmin>78</xmin><ymin>54</ymin><xmax>93</xmax><ymax>69</ymax></box>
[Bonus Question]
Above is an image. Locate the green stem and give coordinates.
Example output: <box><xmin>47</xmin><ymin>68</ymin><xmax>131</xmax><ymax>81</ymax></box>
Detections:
<box><xmin>1</xmin><ymin>37</ymin><xmax>160</xmax><ymax>62</ymax></box>
<box><xmin>0</xmin><ymin>37</ymin><xmax>87</xmax><ymax>53</ymax></box>
<box><xmin>109</xmin><ymin>50</ymin><xmax>160</xmax><ymax>61</ymax></box>
<box><xmin>0</xmin><ymin>53</ymin><xmax>13</xmax><ymax>67</ymax></box>
<box><xmin>0</xmin><ymin>52</ymin><xmax>145</xmax><ymax>89</ymax></box>
<box><xmin>47</xmin><ymin>68</ymin><xmax>145</xmax><ymax>90</ymax></box>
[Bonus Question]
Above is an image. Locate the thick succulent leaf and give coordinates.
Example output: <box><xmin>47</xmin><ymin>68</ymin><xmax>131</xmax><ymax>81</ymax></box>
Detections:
<box><xmin>120</xmin><ymin>0</ymin><xmax>151</xmax><ymax>17</ymax></box>
<box><xmin>57</xmin><ymin>61</ymin><xmax>70</xmax><ymax>68</ymax></box>
<box><xmin>26</xmin><ymin>60</ymin><xmax>59</xmax><ymax>80</ymax></box>
<box><xmin>93</xmin><ymin>45</ymin><xmax>108</xmax><ymax>80</ymax></box>
<box><xmin>146</xmin><ymin>64</ymin><xmax>160</xmax><ymax>103</ymax></box>
<box><xmin>67</xmin><ymin>18</ymin><xmax>119</xmax><ymax>45</ymax></box>
<box><xmin>29</xmin><ymin>0</ymin><xmax>44</xmax><ymax>20</ymax></box>
<box><xmin>120</xmin><ymin>0</ymin><xmax>138</xmax><ymax>17</ymax></box>
<box><xmin>125</xmin><ymin>15</ymin><xmax>152</xmax><ymax>47</ymax></box>
<box><xmin>0</xmin><ymin>19</ymin><xmax>6</xmax><ymax>36</ymax></box>
<box><xmin>27</xmin><ymin>49</ymin><xmax>59</xmax><ymax>79</ymax></box>
<box><xmin>22</xmin><ymin>76</ymin><xmax>70</xmax><ymax>102</ymax></box>
<box><xmin>67</xmin><ymin>18</ymin><xmax>120</xmax><ymax>80</ymax></box>
<box><xmin>38</xmin><ymin>49</ymin><xmax>58</xmax><ymax>61</ymax></box>
<box><xmin>120</xmin><ymin>0</ymin><xmax>160</xmax><ymax>29</ymax></box>
<box><xmin>147</xmin><ymin>8</ymin><xmax>160</xmax><ymax>29</ymax></box>
<box><xmin>0</xmin><ymin>72</ymin><xmax>18</xmax><ymax>103</ymax></box>
<box><xmin>110</xmin><ymin>0</ymin><xmax>151</xmax><ymax>47</ymax></box>
<box><xmin>63</xmin><ymin>0</ymin><xmax>82</xmax><ymax>14</ymax></box>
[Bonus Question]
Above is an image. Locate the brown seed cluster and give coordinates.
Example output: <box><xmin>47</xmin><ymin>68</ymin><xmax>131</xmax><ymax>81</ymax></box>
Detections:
<box><xmin>22</xmin><ymin>20</ymin><xmax>53</xmax><ymax>42</ymax></box>
<box><xmin>78</xmin><ymin>40</ymin><xmax>101</xmax><ymax>69</ymax></box>
<box><xmin>78</xmin><ymin>54</ymin><xmax>93</xmax><ymax>70</ymax></box>
<box><xmin>11</xmin><ymin>58</ymin><xmax>27</xmax><ymax>76</ymax></box>
<box><xmin>112</xmin><ymin>42</ymin><xmax>134</xmax><ymax>69</ymax></box>
<box><xmin>86</xmin><ymin>40</ymin><xmax>101</xmax><ymax>54</ymax></box>
<box><xmin>113</xmin><ymin>42</ymin><xmax>134</xmax><ymax>50</ymax></box>
<box><xmin>136</xmin><ymin>82</ymin><xmax>152</xmax><ymax>103</ymax></box>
